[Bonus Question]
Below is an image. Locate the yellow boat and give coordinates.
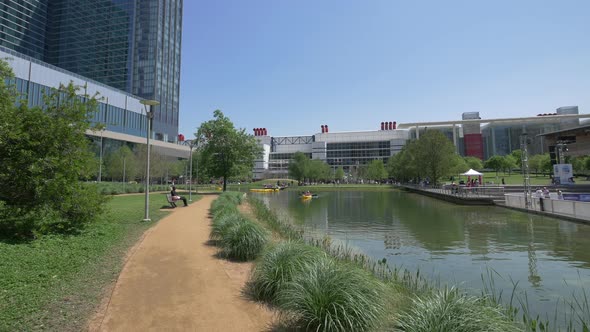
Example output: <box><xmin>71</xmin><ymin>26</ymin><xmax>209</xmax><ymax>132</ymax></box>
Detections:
<box><xmin>300</xmin><ymin>194</ymin><xmax>313</xmax><ymax>200</ymax></box>
<box><xmin>249</xmin><ymin>188</ymin><xmax>279</xmax><ymax>193</ymax></box>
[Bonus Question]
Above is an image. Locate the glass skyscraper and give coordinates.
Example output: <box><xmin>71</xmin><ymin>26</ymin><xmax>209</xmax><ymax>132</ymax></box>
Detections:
<box><xmin>0</xmin><ymin>0</ymin><xmax>182</xmax><ymax>143</ymax></box>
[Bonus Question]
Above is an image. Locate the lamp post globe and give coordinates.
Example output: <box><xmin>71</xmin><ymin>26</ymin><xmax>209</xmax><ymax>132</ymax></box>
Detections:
<box><xmin>140</xmin><ymin>99</ymin><xmax>160</xmax><ymax>222</ymax></box>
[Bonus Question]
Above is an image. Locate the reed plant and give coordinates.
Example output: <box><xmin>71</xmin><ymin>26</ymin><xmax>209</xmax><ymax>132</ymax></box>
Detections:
<box><xmin>218</xmin><ymin>218</ymin><xmax>268</xmax><ymax>261</ymax></box>
<box><xmin>395</xmin><ymin>286</ymin><xmax>519</xmax><ymax>332</ymax></box>
<box><xmin>247</xmin><ymin>196</ymin><xmax>303</xmax><ymax>240</ymax></box>
<box><xmin>276</xmin><ymin>257</ymin><xmax>387</xmax><ymax>332</ymax></box>
<box><xmin>248</xmin><ymin>241</ymin><xmax>326</xmax><ymax>304</ymax></box>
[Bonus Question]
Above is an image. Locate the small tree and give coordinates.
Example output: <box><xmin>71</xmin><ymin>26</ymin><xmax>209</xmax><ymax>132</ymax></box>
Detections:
<box><xmin>0</xmin><ymin>61</ymin><xmax>106</xmax><ymax>235</ymax></box>
<box><xmin>334</xmin><ymin>166</ymin><xmax>345</xmax><ymax>182</ymax></box>
<box><xmin>365</xmin><ymin>160</ymin><xmax>388</xmax><ymax>182</ymax></box>
<box><xmin>105</xmin><ymin>145</ymin><xmax>137</xmax><ymax>182</ymax></box>
<box><xmin>412</xmin><ymin>130</ymin><xmax>457</xmax><ymax>185</ymax></box>
<box><xmin>502</xmin><ymin>155</ymin><xmax>517</xmax><ymax>176</ymax></box>
<box><xmin>511</xmin><ymin>149</ymin><xmax>522</xmax><ymax>168</ymax></box>
<box><xmin>288</xmin><ymin>152</ymin><xmax>310</xmax><ymax>183</ymax></box>
<box><xmin>463</xmin><ymin>156</ymin><xmax>483</xmax><ymax>171</ymax></box>
<box><xmin>484</xmin><ymin>155</ymin><xmax>504</xmax><ymax>177</ymax></box>
<box><xmin>197</xmin><ymin>110</ymin><xmax>261</xmax><ymax>191</ymax></box>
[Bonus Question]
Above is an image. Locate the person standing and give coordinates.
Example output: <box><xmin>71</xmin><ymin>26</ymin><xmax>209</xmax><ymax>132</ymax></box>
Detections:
<box><xmin>171</xmin><ymin>186</ymin><xmax>188</xmax><ymax>207</ymax></box>
<box><xmin>557</xmin><ymin>190</ymin><xmax>564</xmax><ymax>200</ymax></box>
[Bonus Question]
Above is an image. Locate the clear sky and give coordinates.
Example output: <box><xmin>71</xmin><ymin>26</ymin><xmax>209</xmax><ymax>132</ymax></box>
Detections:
<box><xmin>178</xmin><ymin>0</ymin><xmax>590</xmax><ymax>137</ymax></box>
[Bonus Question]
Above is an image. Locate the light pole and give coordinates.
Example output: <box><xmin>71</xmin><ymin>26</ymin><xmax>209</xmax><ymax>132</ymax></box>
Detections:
<box><xmin>98</xmin><ymin>129</ymin><xmax>104</xmax><ymax>182</ymax></box>
<box><xmin>187</xmin><ymin>140</ymin><xmax>198</xmax><ymax>201</ymax></box>
<box><xmin>140</xmin><ymin>99</ymin><xmax>160</xmax><ymax>222</ymax></box>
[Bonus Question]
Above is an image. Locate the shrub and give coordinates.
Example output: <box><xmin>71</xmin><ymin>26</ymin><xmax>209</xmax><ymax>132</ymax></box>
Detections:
<box><xmin>395</xmin><ymin>287</ymin><xmax>518</xmax><ymax>332</ymax></box>
<box><xmin>277</xmin><ymin>257</ymin><xmax>387</xmax><ymax>332</ymax></box>
<box><xmin>218</xmin><ymin>219</ymin><xmax>268</xmax><ymax>261</ymax></box>
<box><xmin>249</xmin><ymin>241</ymin><xmax>325</xmax><ymax>304</ymax></box>
<box><xmin>210</xmin><ymin>212</ymin><xmax>242</xmax><ymax>241</ymax></box>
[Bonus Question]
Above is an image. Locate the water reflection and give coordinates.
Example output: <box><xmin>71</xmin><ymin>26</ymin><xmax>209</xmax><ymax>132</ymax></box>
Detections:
<box><xmin>258</xmin><ymin>190</ymin><xmax>590</xmax><ymax>321</ymax></box>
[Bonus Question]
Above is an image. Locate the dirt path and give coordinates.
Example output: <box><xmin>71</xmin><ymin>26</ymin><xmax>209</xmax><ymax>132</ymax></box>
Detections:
<box><xmin>91</xmin><ymin>195</ymin><xmax>274</xmax><ymax>331</ymax></box>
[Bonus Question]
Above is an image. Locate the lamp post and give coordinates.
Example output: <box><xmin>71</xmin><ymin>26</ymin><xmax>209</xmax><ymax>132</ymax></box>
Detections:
<box><xmin>187</xmin><ymin>139</ymin><xmax>199</xmax><ymax>201</ymax></box>
<box><xmin>98</xmin><ymin>128</ymin><xmax>105</xmax><ymax>182</ymax></box>
<box><xmin>140</xmin><ymin>99</ymin><xmax>160</xmax><ymax>222</ymax></box>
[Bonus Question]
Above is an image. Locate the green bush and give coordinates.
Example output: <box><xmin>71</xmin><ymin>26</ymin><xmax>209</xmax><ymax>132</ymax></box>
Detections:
<box><xmin>210</xmin><ymin>212</ymin><xmax>242</xmax><ymax>241</ymax></box>
<box><xmin>395</xmin><ymin>287</ymin><xmax>518</xmax><ymax>332</ymax></box>
<box><xmin>218</xmin><ymin>219</ymin><xmax>268</xmax><ymax>261</ymax></box>
<box><xmin>277</xmin><ymin>257</ymin><xmax>387</xmax><ymax>332</ymax></box>
<box><xmin>249</xmin><ymin>241</ymin><xmax>325</xmax><ymax>304</ymax></box>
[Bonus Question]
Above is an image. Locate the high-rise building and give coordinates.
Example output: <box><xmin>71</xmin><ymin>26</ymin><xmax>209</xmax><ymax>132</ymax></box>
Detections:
<box><xmin>0</xmin><ymin>0</ymin><xmax>183</xmax><ymax>143</ymax></box>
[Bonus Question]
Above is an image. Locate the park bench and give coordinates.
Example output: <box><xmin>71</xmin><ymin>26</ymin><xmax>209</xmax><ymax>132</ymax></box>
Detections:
<box><xmin>166</xmin><ymin>193</ymin><xmax>179</xmax><ymax>208</ymax></box>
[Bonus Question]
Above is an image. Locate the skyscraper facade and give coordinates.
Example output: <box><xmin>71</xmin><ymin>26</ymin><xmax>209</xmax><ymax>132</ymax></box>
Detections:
<box><xmin>0</xmin><ymin>0</ymin><xmax>182</xmax><ymax>143</ymax></box>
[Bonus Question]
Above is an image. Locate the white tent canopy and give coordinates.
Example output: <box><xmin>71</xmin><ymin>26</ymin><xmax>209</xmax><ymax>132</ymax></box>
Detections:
<box><xmin>461</xmin><ymin>169</ymin><xmax>483</xmax><ymax>176</ymax></box>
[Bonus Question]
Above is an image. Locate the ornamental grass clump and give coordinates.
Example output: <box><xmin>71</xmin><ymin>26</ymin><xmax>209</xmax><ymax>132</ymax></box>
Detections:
<box><xmin>211</xmin><ymin>203</ymin><xmax>239</xmax><ymax>220</ymax></box>
<box><xmin>277</xmin><ymin>257</ymin><xmax>387</xmax><ymax>332</ymax></box>
<box><xmin>219</xmin><ymin>219</ymin><xmax>268</xmax><ymax>261</ymax></box>
<box><xmin>395</xmin><ymin>287</ymin><xmax>519</xmax><ymax>332</ymax></box>
<box><xmin>249</xmin><ymin>241</ymin><xmax>325</xmax><ymax>304</ymax></box>
<box><xmin>210</xmin><ymin>211</ymin><xmax>243</xmax><ymax>241</ymax></box>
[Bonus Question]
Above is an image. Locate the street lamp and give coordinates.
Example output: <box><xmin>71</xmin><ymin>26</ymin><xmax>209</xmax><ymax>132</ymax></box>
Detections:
<box><xmin>140</xmin><ymin>99</ymin><xmax>160</xmax><ymax>222</ymax></box>
<box><xmin>186</xmin><ymin>139</ymin><xmax>199</xmax><ymax>201</ymax></box>
<box><xmin>98</xmin><ymin>128</ymin><xmax>104</xmax><ymax>182</ymax></box>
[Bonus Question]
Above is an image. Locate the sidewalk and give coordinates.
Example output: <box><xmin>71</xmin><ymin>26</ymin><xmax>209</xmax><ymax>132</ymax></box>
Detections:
<box><xmin>92</xmin><ymin>195</ymin><xmax>274</xmax><ymax>331</ymax></box>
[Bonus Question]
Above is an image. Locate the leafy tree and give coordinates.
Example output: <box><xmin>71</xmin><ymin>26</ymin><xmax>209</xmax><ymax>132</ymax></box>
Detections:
<box><xmin>510</xmin><ymin>149</ymin><xmax>522</xmax><ymax>168</ymax></box>
<box><xmin>0</xmin><ymin>60</ymin><xmax>106</xmax><ymax>235</ymax></box>
<box><xmin>288</xmin><ymin>152</ymin><xmax>310</xmax><ymax>182</ymax></box>
<box><xmin>463</xmin><ymin>156</ymin><xmax>483</xmax><ymax>171</ymax></box>
<box><xmin>387</xmin><ymin>142</ymin><xmax>418</xmax><ymax>182</ymax></box>
<box><xmin>105</xmin><ymin>145</ymin><xmax>137</xmax><ymax>182</ymax></box>
<box><xmin>585</xmin><ymin>157</ymin><xmax>590</xmax><ymax>174</ymax></box>
<box><xmin>334</xmin><ymin>166</ymin><xmax>345</xmax><ymax>181</ymax></box>
<box><xmin>411</xmin><ymin>130</ymin><xmax>457</xmax><ymax>185</ymax></box>
<box><xmin>197</xmin><ymin>110</ymin><xmax>261</xmax><ymax>191</ymax></box>
<box><xmin>365</xmin><ymin>160</ymin><xmax>388</xmax><ymax>182</ymax></box>
<box><xmin>307</xmin><ymin>159</ymin><xmax>331</xmax><ymax>181</ymax></box>
<box><xmin>502</xmin><ymin>155</ymin><xmax>517</xmax><ymax>175</ymax></box>
<box><xmin>484</xmin><ymin>155</ymin><xmax>504</xmax><ymax>177</ymax></box>
<box><xmin>450</xmin><ymin>155</ymin><xmax>468</xmax><ymax>175</ymax></box>
<box><xmin>569</xmin><ymin>156</ymin><xmax>586</xmax><ymax>174</ymax></box>
<box><xmin>528</xmin><ymin>154</ymin><xmax>552</xmax><ymax>176</ymax></box>
<box><xmin>539</xmin><ymin>153</ymin><xmax>553</xmax><ymax>175</ymax></box>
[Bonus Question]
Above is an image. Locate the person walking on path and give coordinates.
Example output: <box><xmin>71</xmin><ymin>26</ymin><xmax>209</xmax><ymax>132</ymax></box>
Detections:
<box><xmin>171</xmin><ymin>186</ymin><xmax>188</xmax><ymax>206</ymax></box>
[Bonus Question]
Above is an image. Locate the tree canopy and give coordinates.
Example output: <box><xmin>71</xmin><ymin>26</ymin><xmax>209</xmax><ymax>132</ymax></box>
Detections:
<box><xmin>288</xmin><ymin>152</ymin><xmax>332</xmax><ymax>182</ymax></box>
<box><xmin>411</xmin><ymin>130</ymin><xmax>457</xmax><ymax>185</ymax></box>
<box><xmin>0</xmin><ymin>60</ymin><xmax>106</xmax><ymax>236</ymax></box>
<box><xmin>365</xmin><ymin>160</ymin><xmax>388</xmax><ymax>181</ymax></box>
<box><xmin>197</xmin><ymin>110</ymin><xmax>261</xmax><ymax>191</ymax></box>
<box><xmin>387</xmin><ymin>131</ymin><xmax>458</xmax><ymax>185</ymax></box>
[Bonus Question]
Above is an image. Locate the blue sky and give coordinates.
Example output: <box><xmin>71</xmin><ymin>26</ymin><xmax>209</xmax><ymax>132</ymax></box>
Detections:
<box><xmin>178</xmin><ymin>0</ymin><xmax>590</xmax><ymax>137</ymax></box>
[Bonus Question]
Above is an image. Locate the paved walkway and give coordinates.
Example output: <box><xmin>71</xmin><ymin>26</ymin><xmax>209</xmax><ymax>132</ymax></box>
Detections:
<box><xmin>92</xmin><ymin>195</ymin><xmax>274</xmax><ymax>332</ymax></box>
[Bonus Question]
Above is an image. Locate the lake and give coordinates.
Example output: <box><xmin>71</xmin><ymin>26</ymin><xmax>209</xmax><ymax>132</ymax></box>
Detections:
<box><xmin>256</xmin><ymin>189</ymin><xmax>590</xmax><ymax>326</ymax></box>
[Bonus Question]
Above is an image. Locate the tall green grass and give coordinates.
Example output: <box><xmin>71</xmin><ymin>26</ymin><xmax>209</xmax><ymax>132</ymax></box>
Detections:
<box><xmin>209</xmin><ymin>192</ymin><xmax>267</xmax><ymax>261</ymax></box>
<box><xmin>218</xmin><ymin>220</ymin><xmax>268</xmax><ymax>261</ymax></box>
<box><xmin>247</xmin><ymin>196</ymin><xmax>303</xmax><ymax>240</ymax></box>
<box><xmin>395</xmin><ymin>286</ymin><xmax>518</xmax><ymax>332</ymax></box>
<box><xmin>248</xmin><ymin>241</ymin><xmax>326</xmax><ymax>304</ymax></box>
<box><xmin>276</xmin><ymin>257</ymin><xmax>388</xmax><ymax>332</ymax></box>
<box><xmin>210</xmin><ymin>212</ymin><xmax>242</xmax><ymax>241</ymax></box>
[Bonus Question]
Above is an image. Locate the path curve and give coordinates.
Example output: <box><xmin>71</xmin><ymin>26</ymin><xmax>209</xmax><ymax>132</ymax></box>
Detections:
<box><xmin>92</xmin><ymin>195</ymin><xmax>274</xmax><ymax>331</ymax></box>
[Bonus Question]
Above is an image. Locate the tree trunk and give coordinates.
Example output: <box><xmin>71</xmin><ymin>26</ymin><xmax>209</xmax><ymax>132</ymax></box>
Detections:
<box><xmin>223</xmin><ymin>175</ymin><xmax>227</xmax><ymax>191</ymax></box>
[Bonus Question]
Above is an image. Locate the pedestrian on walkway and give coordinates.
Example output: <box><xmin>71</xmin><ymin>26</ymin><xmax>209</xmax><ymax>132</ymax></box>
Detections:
<box><xmin>171</xmin><ymin>186</ymin><xmax>188</xmax><ymax>206</ymax></box>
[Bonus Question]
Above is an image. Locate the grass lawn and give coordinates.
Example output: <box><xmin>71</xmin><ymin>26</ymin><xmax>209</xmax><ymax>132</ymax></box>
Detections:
<box><xmin>0</xmin><ymin>193</ymin><xmax>198</xmax><ymax>331</ymax></box>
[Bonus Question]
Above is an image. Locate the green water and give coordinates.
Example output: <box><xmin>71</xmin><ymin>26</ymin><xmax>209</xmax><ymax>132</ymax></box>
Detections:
<box><xmin>257</xmin><ymin>190</ymin><xmax>590</xmax><ymax>326</ymax></box>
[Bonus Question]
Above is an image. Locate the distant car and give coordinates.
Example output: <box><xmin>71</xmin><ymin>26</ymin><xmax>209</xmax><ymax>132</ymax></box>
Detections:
<box><xmin>459</xmin><ymin>180</ymin><xmax>465</xmax><ymax>185</ymax></box>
